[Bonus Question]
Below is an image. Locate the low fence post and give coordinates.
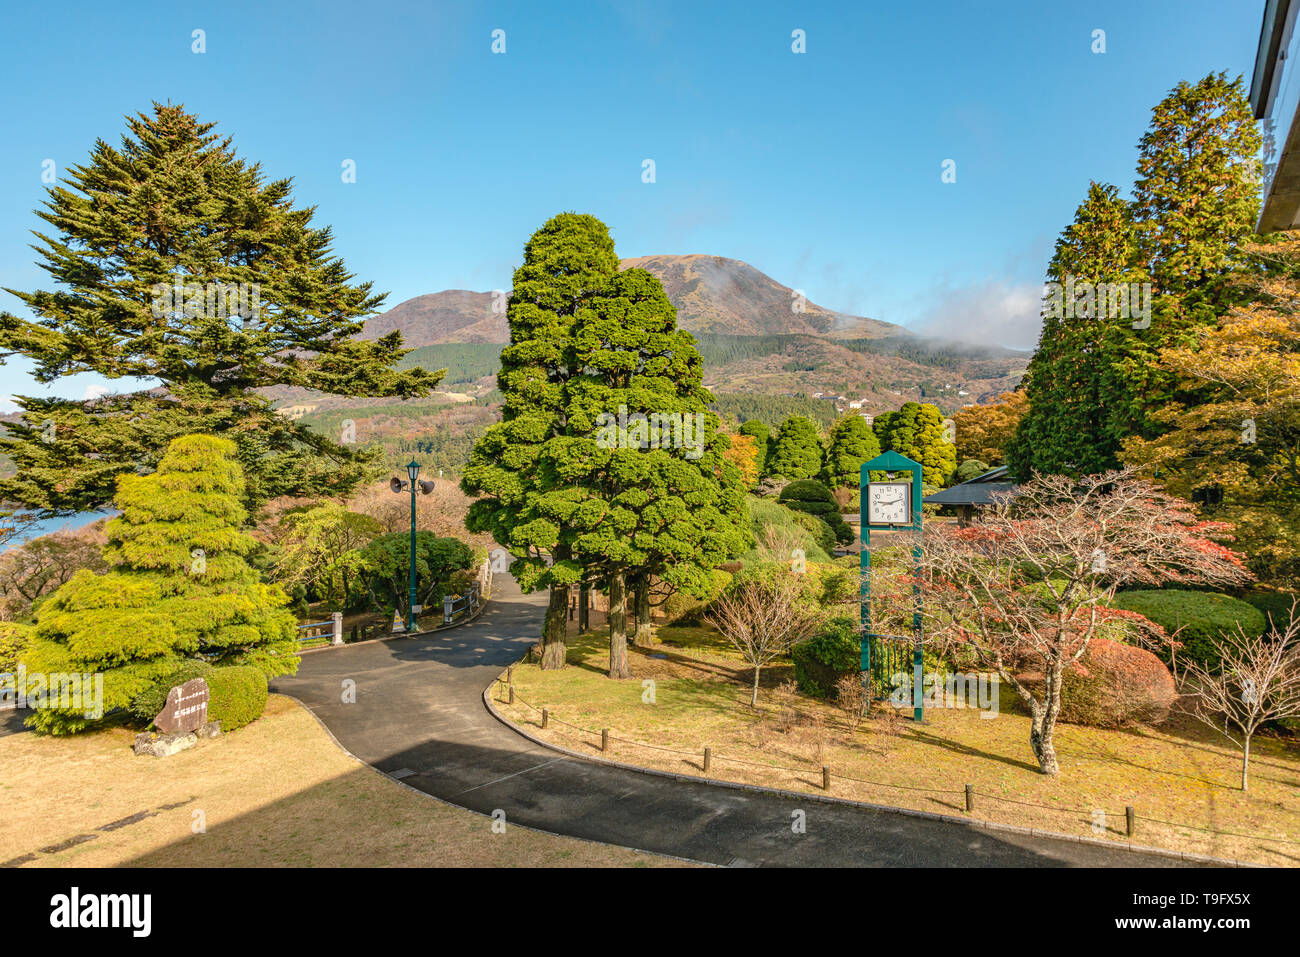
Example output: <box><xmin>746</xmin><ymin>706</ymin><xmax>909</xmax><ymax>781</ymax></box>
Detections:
<box><xmin>541</xmin><ymin>708</ymin><xmax>549</xmax><ymax>729</ymax></box>
<box><xmin>601</xmin><ymin>728</ymin><xmax>609</xmax><ymax>753</ymax></box>
<box><xmin>703</xmin><ymin>747</ymin><xmax>711</xmax><ymax>773</ymax></box>
<box><xmin>443</xmin><ymin>595</ymin><xmax>454</xmax><ymax>625</ymax></box>
<box><xmin>1126</xmin><ymin>806</ymin><xmax>1135</xmax><ymax>837</ymax></box>
<box><xmin>331</xmin><ymin>611</ymin><xmax>343</xmax><ymax>646</ymax></box>
<box><xmin>822</xmin><ymin>766</ymin><xmax>831</xmax><ymax>791</ymax></box>
<box><xmin>508</xmin><ymin>684</ymin><xmax>515</xmax><ymax>705</ymax></box>
<box><xmin>965</xmin><ymin>784</ymin><xmax>974</xmax><ymax>813</ymax></box>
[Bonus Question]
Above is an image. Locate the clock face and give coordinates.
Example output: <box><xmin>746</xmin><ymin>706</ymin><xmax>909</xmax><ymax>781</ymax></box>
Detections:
<box><xmin>867</xmin><ymin>482</ymin><xmax>911</xmax><ymax>526</ymax></box>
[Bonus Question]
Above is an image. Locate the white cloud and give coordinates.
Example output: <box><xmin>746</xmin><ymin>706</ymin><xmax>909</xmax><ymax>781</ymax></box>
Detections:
<box><xmin>0</xmin><ymin>395</ymin><xmax>20</xmax><ymax>414</ymax></box>
<box><xmin>907</xmin><ymin>278</ymin><xmax>1044</xmax><ymax>351</ymax></box>
<box><xmin>83</xmin><ymin>384</ymin><xmax>110</xmax><ymax>401</ymax></box>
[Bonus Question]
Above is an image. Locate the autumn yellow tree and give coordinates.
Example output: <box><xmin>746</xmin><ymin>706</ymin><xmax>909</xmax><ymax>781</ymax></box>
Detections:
<box><xmin>722</xmin><ymin>433</ymin><xmax>761</xmax><ymax>488</ymax></box>
<box><xmin>952</xmin><ymin>391</ymin><xmax>1028</xmax><ymax>467</ymax></box>
<box><xmin>1122</xmin><ymin>237</ymin><xmax>1300</xmax><ymax>589</ymax></box>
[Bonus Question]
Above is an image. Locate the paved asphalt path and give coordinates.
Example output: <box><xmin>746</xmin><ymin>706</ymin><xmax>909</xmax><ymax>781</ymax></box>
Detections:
<box><xmin>272</xmin><ymin>575</ymin><xmax>1197</xmax><ymax>867</ymax></box>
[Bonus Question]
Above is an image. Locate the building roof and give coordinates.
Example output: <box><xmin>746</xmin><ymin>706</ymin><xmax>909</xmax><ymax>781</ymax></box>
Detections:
<box><xmin>922</xmin><ymin>466</ymin><xmax>1020</xmax><ymax>506</ymax></box>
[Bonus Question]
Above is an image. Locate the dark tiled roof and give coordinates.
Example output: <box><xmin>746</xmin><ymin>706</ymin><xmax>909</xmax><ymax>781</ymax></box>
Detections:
<box><xmin>923</xmin><ymin>466</ymin><xmax>1019</xmax><ymax>506</ymax></box>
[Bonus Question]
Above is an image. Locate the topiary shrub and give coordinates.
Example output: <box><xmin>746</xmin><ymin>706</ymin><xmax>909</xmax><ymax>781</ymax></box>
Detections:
<box><xmin>1111</xmin><ymin>590</ymin><xmax>1266</xmax><ymax>671</ymax></box>
<box><xmin>206</xmin><ymin>665</ymin><xmax>269</xmax><ymax>731</ymax></box>
<box><xmin>779</xmin><ymin>480</ymin><xmax>853</xmax><ymax>545</ymax></box>
<box><xmin>128</xmin><ymin>659</ymin><xmax>215</xmax><ymax>726</ymax></box>
<box><xmin>1240</xmin><ymin>591</ymin><xmax>1298</xmax><ymax>630</ymax></box>
<box><xmin>791</xmin><ymin>616</ymin><xmax>860</xmax><ymax>698</ymax></box>
<box><xmin>1059</xmin><ymin>638</ymin><xmax>1176</xmax><ymax>728</ymax></box>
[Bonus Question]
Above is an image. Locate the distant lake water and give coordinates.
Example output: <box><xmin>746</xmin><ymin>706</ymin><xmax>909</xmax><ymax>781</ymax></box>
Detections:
<box><xmin>4</xmin><ymin>510</ymin><xmax>118</xmax><ymax>551</ymax></box>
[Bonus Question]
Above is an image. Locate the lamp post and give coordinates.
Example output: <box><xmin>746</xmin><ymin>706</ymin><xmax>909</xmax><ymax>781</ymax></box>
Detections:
<box><xmin>389</xmin><ymin>461</ymin><xmax>435</xmax><ymax>632</ymax></box>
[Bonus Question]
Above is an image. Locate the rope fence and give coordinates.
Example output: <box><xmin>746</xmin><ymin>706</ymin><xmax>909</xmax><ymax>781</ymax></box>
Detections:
<box><xmin>494</xmin><ymin>676</ymin><xmax>1300</xmax><ymax>851</ymax></box>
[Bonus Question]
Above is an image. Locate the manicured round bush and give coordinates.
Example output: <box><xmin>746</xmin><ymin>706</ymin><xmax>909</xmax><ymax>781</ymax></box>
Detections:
<box><xmin>1241</xmin><ymin>591</ymin><xmax>1298</xmax><ymax>629</ymax></box>
<box><xmin>1111</xmin><ymin>590</ymin><xmax>1267</xmax><ymax>671</ymax></box>
<box><xmin>206</xmin><ymin>665</ymin><xmax>269</xmax><ymax>731</ymax></box>
<box><xmin>128</xmin><ymin>659</ymin><xmax>215</xmax><ymax>726</ymax></box>
<box><xmin>791</xmin><ymin>616</ymin><xmax>860</xmax><ymax>698</ymax></box>
<box><xmin>1059</xmin><ymin>638</ymin><xmax>1176</xmax><ymax>728</ymax></box>
<box><xmin>779</xmin><ymin>480</ymin><xmax>853</xmax><ymax>546</ymax></box>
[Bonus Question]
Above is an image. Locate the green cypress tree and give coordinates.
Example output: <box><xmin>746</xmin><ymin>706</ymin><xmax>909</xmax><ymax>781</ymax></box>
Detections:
<box><xmin>461</xmin><ymin>213</ymin><xmax>620</xmax><ymax>670</ymax></box>
<box><xmin>21</xmin><ymin>434</ymin><xmax>298</xmax><ymax>734</ymax></box>
<box><xmin>821</xmin><ymin>414</ymin><xmax>881</xmax><ymax>488</ymax></box>
<box><xmin>0</xmin><ymin>103</ymin><xmax>441</xmax><ymax>512</ymax></box>
<box><xmin>1008</xmin><ymin>74</ymin><xmax>1261</xmax><ymax>478</ymax></box>
<box><xmin>766</xmin><ymin>416</ymin><xmax>823</xmax><ymax>480</ymax></box>
<box><xmin>565</xmin><ymin>268</ymin><xmax>749</xmax><ymax>675</ymax></box>
<box><xmin>873</xmin><ymin>402</ymin><xmax>955</xmax><ymax>487</ymax></box>
<box><xmin>1006</xmin><ymin>182</ymin><xmax>1142</xmax><ymax>477</ymax></box>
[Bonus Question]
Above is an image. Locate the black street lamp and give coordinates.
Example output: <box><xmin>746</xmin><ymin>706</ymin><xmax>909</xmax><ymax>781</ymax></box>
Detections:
<box><xmin>389</xmin><ymin>461</ymin><xmax>436</xmax><ymax>632</ymax></box>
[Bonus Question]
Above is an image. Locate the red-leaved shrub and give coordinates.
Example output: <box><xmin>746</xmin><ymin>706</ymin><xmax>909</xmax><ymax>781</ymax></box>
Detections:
<box><xmin>1059</xmin><ymin>638</ymin><xmax>1176</xmax><ymax>728</ymax></box>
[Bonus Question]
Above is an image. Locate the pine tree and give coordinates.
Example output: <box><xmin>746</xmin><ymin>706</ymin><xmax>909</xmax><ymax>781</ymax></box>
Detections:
<box><xmin>0</xmin><ymin>103</ymin><xmax>441</xmax><ymax>512</ymax></box>
<box><xmin>22</xmin><ymin>434</ymin><xmax>298</xmax><ymax>734</ymax></box>
<box><xmin>766</xmin><ymin>416</ymin><xmax>822</xmax><ymax>480</ymax></box>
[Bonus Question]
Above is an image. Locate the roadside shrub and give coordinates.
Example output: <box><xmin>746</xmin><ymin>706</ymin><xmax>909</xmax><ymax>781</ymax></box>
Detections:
<box><xmin>1059</xmin><ymin>638</ymin><xmax>1176</xmax><ymax>728</ymax></box>
<box><xmin>207</xmin><ymin>665</ymin><xmax>269</xmax><ymax>731</ymax></box>
<box><xmin>791</xmin><ymin>616</ymin><xmax>860</xmax><ymax>698</ymax></box>
<box><xmin>779</xmin><ymin>479</ymin><xmax>853</xmax><ymax>545</ymax></box>
<box><xmin>127</xmin><ymin>661</ymin><xmax>266</xmax><ymax>731</ymax></box>
<box><xmin>128</xmin><ymin>659</ymin><xmax>215</xmax><ymax>726</ymax></box>
<box><xmin>1111</xmin><ymin>590</ymin><xmax>1266</xmax><ymax>671</ymax></box>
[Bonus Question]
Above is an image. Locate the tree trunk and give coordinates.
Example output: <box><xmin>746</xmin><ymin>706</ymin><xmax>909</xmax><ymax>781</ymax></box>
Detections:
<box><xmin>1030</xmin><ymin>671</ymin><xmax>1063</xmax><ymax>774</ymax></box>
<box><xmin>632</xmin><ymin>575</ymin><xmax>654</xmax><ymax>647</ymax></box>
<box><xmin>578</xmin><ymin>581</ymin><xmax>589</xmax><ymax>633</ymax></box>
<box><xmin>751</xmin><ymin>665</ymin><xmax>761</xmax><ymax>707</ymax></box>
<box><xmin>608</xmin><ymin>572</ymin><xmax>632</xmax><ymax>679</ymax></box>
<box><xmin>1242</xmin><ymin>734</ymin><xmax>1251</xmax><ymax>791</ymax></box>
<box><xmin>540</xmin><ymin>583</ymin><xmax>568</xmax><ymax>671</ymax></box>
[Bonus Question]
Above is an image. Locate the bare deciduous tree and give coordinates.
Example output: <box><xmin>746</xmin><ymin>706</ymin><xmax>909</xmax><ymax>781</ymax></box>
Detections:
<box><xmin>705</xmin><ymin>572</ymin><xmax>823</xmax><ymax>707</ymax></box>
<box><xmin>1182</xmin><ymin>606</ymin><xmax>1300</xmax><ymax>790</ymax></box>
<box><xmin>910</xmin><ymin>470</ymin><xmax>1251</xmax><ymax>774</ymax></box>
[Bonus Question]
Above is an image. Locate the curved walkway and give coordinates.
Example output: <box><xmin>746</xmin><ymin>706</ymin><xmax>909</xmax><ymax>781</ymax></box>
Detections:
<box><xmin>271</xmin><ymin>575</ymin><xmax>1200</xmax><ymax>867</ymax></box>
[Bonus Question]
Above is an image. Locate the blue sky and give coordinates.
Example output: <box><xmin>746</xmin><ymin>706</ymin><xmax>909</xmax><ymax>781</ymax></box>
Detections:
<box><xmin>0</xmin><ymin>0</ymin><xmax>1266</xmax><ymax>407</ymax></box>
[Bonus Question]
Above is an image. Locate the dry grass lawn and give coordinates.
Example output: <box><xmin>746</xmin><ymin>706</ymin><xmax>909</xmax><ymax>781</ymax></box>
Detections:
<box><xmin>0</xmin><ymin>695</ymin><xmax>687</xmax><ymax>868</ymax></box>
<box><xmin>497</xmin><ymin>618</ymin><xmax>1300</xmax><ymax>866</ymax></box>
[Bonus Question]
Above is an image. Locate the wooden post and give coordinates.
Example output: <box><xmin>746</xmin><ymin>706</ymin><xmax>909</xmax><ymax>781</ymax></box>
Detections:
<box><xmin>508</xmin><ymin>685</ymin><xmax>515</xmax><ymax>705</ymax></box>
<box><xmin>822</xmin><ymin>766</ymin><xmax>831</xmax><ymax>791</ymax></box>
<box><xmin>541</xmin><ymin>708</ymin><xmax>549</xmax><ymax>729</ymax></box>
<box><xmin>703</xmin><ymin>747</ymin><xmax>711</xmax><ymax>773</ymax></box>
<box><xmin>507</xmin><ymin>666</ymin><xmax>513</xmax><ymax>685</ymax></box>
<box><xmin>965</xmin><ymin>784</ymin><xmax>974</xmax><ymax>813</ymax></box>
<box><xmin>601</xmin><ymin>728</ymin><xmax>609</xmax><ymax>753</ymax></box>
<box><xmin>1126</xmin><ymin>806</ymin><xmax>1135</xmax><ymax>837</ymax></box>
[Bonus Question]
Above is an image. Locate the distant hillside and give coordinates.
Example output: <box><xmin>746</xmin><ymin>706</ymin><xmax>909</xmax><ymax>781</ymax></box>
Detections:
<box><xmin>361</xmin><ymin>290</ymin><xmax>506</xmax><ymax>346</ymax></box>
<box><xmin>619</xmin><ymin>254</ymin><xmax>899</xmax><ymax>338</ymax></box>
<box><xmin>361</xmin><ymin>255</ymin><xmax>902</xmax><ymax>345</ymax></box>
